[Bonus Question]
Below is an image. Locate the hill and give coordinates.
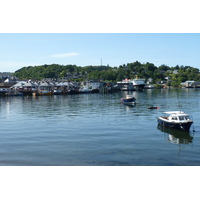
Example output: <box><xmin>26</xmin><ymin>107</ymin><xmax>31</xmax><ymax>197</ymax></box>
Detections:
<box><xmin>13</xmin><ymin>61</ymin><xmax>200</xmax><ymax>87</ymax></box>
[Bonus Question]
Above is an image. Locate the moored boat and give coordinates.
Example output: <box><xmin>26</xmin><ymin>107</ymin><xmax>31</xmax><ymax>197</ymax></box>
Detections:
<box><xmin>0</xmin><ymin>88</ymin><xmax>9</xmax><ymax>96</ymax></box>
<box><xmin>120</xmin><ymin>95</ymin><xmax>136</xmax><ymax>105</ymax></box>
<box><xmin>0</xmin><ymin>88</ymin><xmax>23</xmax><ymax>96</ymax></box>
<box><xmin>53</xmin><ymin>89</ymin><xmax>63</xmax><ymax>95</ymax></box>
<box><xmin>117</xmin><ymin>77</ymin><xmax>146</xmax><ymax>91</ymax></box>
<box><xmin>147</xmin><ymin>106</ymin><xmax>160</xmax><ymax>109</ymax></box>
<box><xmin>6</xmin><ymin>90</ymin><xmax>23</xmax><ymax>96</ymax></box>
<box><xmin>33</xmin><ymin>90</ymin><xmax>53</xmax><ymax>96</ymax></box>
<box><xmin>157</xmin><ymin>111</ymin><xmax>193</xmax><ymax>131</ymax></box>
<box><xmin>131</xmin><ymin>78</ymin><xmax>146</xmax><ymax>91</ymax></box>
<box><xmin>79</xmin><ymin>86</ymin><xmax>92</xmax><ymax>93</ymax></box>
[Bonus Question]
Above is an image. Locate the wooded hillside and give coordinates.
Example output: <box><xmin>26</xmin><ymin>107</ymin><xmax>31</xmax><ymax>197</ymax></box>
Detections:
<box><xmin>13</xmin><ymin>61</ymin><xmax>200</xmax><ymax>87</ymax></box>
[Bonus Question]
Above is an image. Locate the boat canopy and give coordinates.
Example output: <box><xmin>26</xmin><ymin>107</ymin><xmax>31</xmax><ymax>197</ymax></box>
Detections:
<box><xmin>164</xmin><ymin>111</ymin><xmax>186</xmax><ymax>115</ymax></box>
<box><xmin>164</xmin><ymin>111</ymin><xmax>191</xmax><ymax>118</ymax></box>
<box><xmin>126</xmin><ymin>95</ymin><xmax>135</xmax><ymax>98</ymax></box>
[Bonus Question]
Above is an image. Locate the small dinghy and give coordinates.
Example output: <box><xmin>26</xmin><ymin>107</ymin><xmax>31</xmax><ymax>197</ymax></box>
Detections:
<box><xmin>147</xmin><ymin>106</ymin><xmax>160</xmax><ymax>109</ymax></box>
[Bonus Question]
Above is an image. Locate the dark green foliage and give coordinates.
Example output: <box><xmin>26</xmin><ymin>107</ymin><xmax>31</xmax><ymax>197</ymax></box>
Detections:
<box><xmin>13</xmin><ymin>62</ymin><xmax>200</xmax><ymax>85</ymax></box>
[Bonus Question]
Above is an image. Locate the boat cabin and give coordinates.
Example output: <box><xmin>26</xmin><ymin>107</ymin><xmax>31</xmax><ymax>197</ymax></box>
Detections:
<box><xmin>164</xmin><ymin>111</ymin><xmax>192</xmax><ymax>122</ymax></box>
<box><xmin>126</xmin><ymin>95</ymin><xmax>135</xmax><ymax>99</ymax></box>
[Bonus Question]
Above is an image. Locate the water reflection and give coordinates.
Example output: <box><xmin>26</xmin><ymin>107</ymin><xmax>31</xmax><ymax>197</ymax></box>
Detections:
<box><xmin>121</xmin><ymin>103</ymin><xmax>135</xmax><ymax>110</ymax></box>
<box><xmin>157</xmin><ymin>125</ymin><xmax>194</xmax><ymax>144</ymax></box>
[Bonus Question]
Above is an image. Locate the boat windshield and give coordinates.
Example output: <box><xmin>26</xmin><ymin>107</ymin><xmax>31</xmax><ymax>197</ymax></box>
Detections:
<box><xmin>179</xmin><ymin>116</ymin><xmax>190</xmax><ymax>121</ymax></box>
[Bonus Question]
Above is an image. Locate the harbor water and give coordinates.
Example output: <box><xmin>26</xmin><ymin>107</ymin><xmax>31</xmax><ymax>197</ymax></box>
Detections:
<box><xmin>1</xmin><ymin>88</ymin><xmax>200</xmax><ymax>166</ymax></box>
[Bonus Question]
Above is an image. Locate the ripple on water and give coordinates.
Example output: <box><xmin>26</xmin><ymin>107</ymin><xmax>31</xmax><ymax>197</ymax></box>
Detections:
<box><xmin>1</xmin><ymin>90</ymin><xmax>200</xmax><ymax>165</ymax></box>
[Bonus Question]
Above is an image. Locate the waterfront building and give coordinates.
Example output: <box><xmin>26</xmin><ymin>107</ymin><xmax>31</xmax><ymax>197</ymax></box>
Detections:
<box><xmin>117</xmin><ymin>77</ymin><xmax>146</xmax><ymax>91</ymax></box>
<box><xmin>181</xmin><ymin>80</ymin><xmax>200</xmax><ymax>88</ymax></box>
<box><xmin>81</xmin><ymin>80</ymin><xmax>101</xmax><ymax>93</ymax></box>
<box><xmin>0</xmin><ymin>77</ymin><xmax>16</xmax><ymax>88</ymax></box>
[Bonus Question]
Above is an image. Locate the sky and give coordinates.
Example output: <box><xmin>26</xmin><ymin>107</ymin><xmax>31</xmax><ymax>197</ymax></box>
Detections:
<box><xmin>1</xmin><ymin>0</ymin><xmax>200</xmax><ymax>73</ymax></box>
<box><xmin>0</xmin><ymin>33</ymin><xmax>200</xmax><ymax>72</ymax></box>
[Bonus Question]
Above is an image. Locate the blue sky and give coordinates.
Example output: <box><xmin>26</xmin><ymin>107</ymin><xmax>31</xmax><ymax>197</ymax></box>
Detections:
<box><xmin>0</xmin><ymin>33</ymin><xmax>200</xmax><ymax>72</ymax></box>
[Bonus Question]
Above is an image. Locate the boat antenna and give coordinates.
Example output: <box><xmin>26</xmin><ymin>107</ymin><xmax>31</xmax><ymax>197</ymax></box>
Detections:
<box><xmin>178</xmin><ymin>102</ymin><xmax>182</xmax><ymax>113</ymax></box>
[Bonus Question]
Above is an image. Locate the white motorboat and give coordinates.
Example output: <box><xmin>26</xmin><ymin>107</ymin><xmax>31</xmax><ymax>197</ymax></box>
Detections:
<box><xmin>157</xmin><ymin>111</ymin><xmax>193</xmax><ymax>131</ymax></box>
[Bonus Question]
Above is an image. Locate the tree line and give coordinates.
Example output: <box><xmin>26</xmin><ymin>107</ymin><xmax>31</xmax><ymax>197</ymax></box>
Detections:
<box><xmin>13</xmin><ymin>61</ymin><xmax>200</xmax><ymax>87</ymax></box>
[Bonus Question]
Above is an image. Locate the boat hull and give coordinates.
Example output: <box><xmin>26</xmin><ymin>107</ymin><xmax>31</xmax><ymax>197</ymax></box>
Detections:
<box><xmin>33</xmin><ymin>91</ymin><xmax>52</xmax><ymax>96</ymax></box>
<box><xmin>19</xmin><ymin>90</ymin><xmax>33</xmax><ymax>96</ymax></box>
<box><xmin>0</xmin><ymin>91</ymin><xmax>7</xmax><ymax>96</ymax></box>
<box><xmin>53</xmin><ymin>90</ymin><xmax>63</xmax><ymax>95</ymax></box>
<box><xmin>121</xmin><ymin>97</ymin><xmax>136</xmax><ymax>105</ymax></box>
<box><xmin>133</xmin><ymin>84</ymin><xmax>145</xmax><ymax>91</ymax></box>
<box><xmin>121</xmin><ymin>101</ymin><xmax>136</xmax><ymax>105</ymax></box>
<box><xmin>157</xmin><ymin>117</ymin><xmax>193</xmax><ymax>131</ymax></box>
<box><xmin>147</xmin><ymin>106</ymin><xmax>159</xmax><ymax>109</ymax></box>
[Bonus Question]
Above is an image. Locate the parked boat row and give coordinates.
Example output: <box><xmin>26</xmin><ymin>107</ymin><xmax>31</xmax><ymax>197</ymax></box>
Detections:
<box><xmin>0</xmin><ymin>80</ymin><xmax>121</xmax><ymax>96</ymax></box>
<box><xmin>0</xmin><ymin>88</ymin><xmax>23</xmax><ymax>96</ymax></box>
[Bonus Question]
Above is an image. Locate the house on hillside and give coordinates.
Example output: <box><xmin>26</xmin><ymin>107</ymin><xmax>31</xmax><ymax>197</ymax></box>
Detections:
<box><xmin>173</xmin><ymin>70</ymin><xmax>178</xmax><ymax>74</ymax></box>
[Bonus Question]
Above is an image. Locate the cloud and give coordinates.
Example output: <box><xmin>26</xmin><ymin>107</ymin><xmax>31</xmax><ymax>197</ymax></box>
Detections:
<box><xmin>52</xmin><ymin>52</ymin><xmax>80</xmax><ymax>58</ymax></box>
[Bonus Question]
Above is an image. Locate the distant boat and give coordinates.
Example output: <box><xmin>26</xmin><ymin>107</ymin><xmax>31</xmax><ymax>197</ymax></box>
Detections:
<box><xmin>33</xmin><ymin>90</ymin><xmax>52</xmax><ymax>96</ymax></box>
<box><xmin>147</xmin><ymin>106</ymin><xmax>160</xmax><ymax>109</ymax></box>
<box><xmin>91</xmin><ymin>88</ymin><xmax>100</xmax><ymax>93</ymax></box>
<box><xmin>144</xmin><ymin>85</ymin><xmax>155</xmax><ymax>89</ymax></box>
<box><xmin>131</xmin><ymin>78</ymin><xmax>146</xmax><ymax>91</ymax></box>
<box><xmin>53</xmin><ymin>90</ymin><xmax>63</xmax><ymax>95</ymax></box>
<box><xmin>7</xmin><ymin>90</ymin><xmax>23</xmax><ymax>96</ymax></box>
<box><xmin>18</xmin><ymin>89</ymin><xmax>33</xmax><ymax>96</ymax></box>
<box><xmin>120</xmin><ymin>95</ymin><xmax>136</xmax><ymax>105</ymax></box>
<box><xmin>117</xmin><ymin>77</ymin><xmax>146</xmax><ymax>91</ymax></box>
<box><xmin>0</xmin><ymin>88</ymin><xmax>9</xmax><ymax>96</ymax></box>
<box><xmin>79</xmin><ymin>86</ymin><xmax>91</xmax><ymax>93</ymax></box>
<box><xmin>68</xmin><ymin>89</ymin><xmax>79</xmax><ymax>94</ymax></box>
<box><xmin>0</xmin><ymin>88</ymin><xmax>24</xmax><ymax>96</ymax></box>
<box><xmin>157</xmin><ymin>111</ymin><xmax>193</xmax><ymax>131</ymax></box>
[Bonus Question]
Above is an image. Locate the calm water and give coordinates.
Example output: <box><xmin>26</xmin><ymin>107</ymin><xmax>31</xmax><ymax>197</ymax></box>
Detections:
<box><xmin>1</xmin><ymin>88</ymin><xmax>200</xmax><ymax>166</ymax></box>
